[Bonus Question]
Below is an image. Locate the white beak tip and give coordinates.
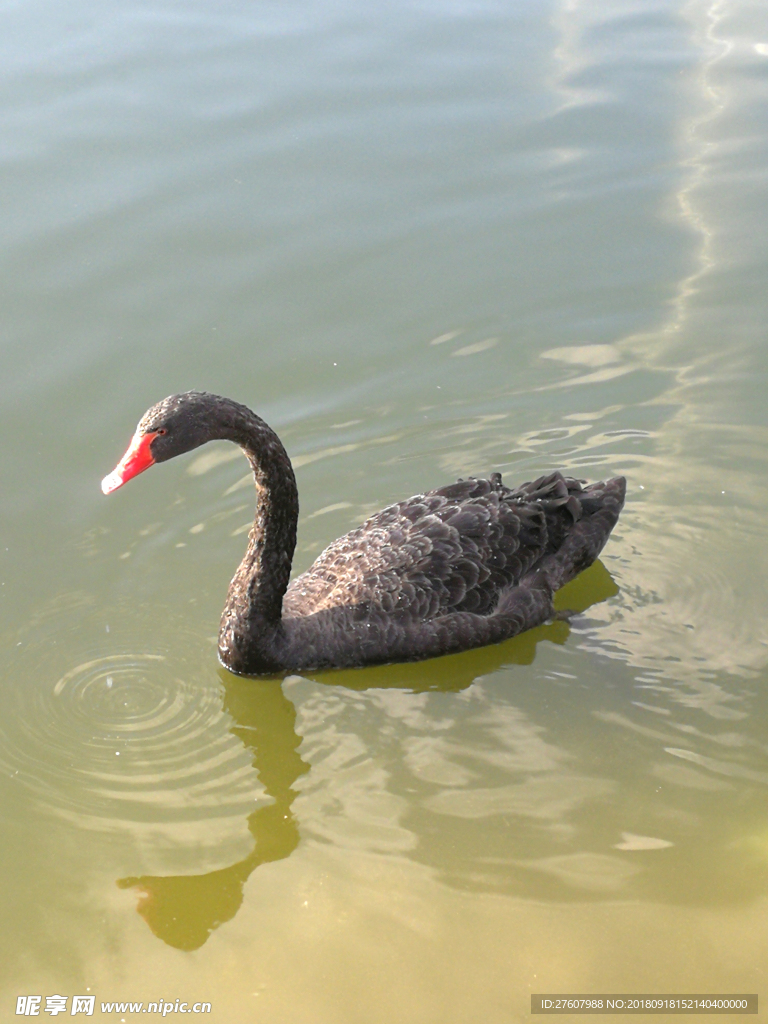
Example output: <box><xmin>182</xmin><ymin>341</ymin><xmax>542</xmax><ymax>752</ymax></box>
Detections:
<box><xmin>101</xmin><ymin>471</ymin><xmax>122</xmax><ymax>495</ymax></box>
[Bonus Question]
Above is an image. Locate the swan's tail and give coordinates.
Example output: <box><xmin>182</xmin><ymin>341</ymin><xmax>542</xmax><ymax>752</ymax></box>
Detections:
<box><xmin>523</xmin><ymin>474</ymin><xmax>626</xmax><ymax>595</ymax></box>
<box><xmin>474</xmin><ymin>474</ymin><xmax>625</xmax><ymax>648</ymax></box>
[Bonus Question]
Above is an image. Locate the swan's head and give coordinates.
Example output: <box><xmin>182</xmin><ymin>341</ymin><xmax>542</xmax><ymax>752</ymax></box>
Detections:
<box><xmin>101</xmin><ymin>391</ymin><xmax>221</xmax><ymax>494</ymax></box>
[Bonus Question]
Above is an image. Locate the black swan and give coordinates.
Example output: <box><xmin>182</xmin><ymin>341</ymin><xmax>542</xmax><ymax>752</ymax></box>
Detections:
<box><xmin>102</xmin><ymin>391</ymin><xmax>626</xmax><ymax>675</ymax></box>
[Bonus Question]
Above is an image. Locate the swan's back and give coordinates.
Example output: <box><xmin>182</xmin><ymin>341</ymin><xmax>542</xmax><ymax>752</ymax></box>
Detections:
<box><xmin>283</xmin><ymin>471</ymin><xmax>620</xmax><ymax>623</ymax></box>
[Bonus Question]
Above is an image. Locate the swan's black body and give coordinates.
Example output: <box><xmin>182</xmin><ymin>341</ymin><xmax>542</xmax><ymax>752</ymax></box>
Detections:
<box><xmin>104</xmin><ymin>392</ymin><xmax>626</xmax><ymax>675</ymax></box>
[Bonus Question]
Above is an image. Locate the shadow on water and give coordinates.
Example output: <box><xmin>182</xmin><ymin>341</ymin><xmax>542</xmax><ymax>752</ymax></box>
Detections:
<box><xmin>117</xmin><ymin>561</ymin><xmax>618</xmax><ymax>949</ymax></box>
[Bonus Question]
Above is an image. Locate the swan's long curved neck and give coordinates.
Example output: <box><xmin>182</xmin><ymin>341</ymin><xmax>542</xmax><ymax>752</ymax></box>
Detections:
<box><xmin>213</xmin><ymin>402</ymin><xmax>298</xmax><ymax>674</ymax></box>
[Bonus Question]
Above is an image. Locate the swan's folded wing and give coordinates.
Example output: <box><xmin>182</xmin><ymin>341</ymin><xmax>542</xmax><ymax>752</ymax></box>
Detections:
<box><xmin>283</xmin><ymin>476</ymin><xmax>549</xmax><ymax>620</ymax></box>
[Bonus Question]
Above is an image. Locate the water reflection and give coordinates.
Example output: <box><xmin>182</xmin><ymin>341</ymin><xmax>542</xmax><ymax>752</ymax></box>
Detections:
<box><xmin>116</xmin><ymin>562</ymin><xmax>617</xmax><ymax>949</ymax></box>
<box><xmin>117</xmin><ymin>677</ymin><xmax>309</xmax><ymax>951</ymax></box>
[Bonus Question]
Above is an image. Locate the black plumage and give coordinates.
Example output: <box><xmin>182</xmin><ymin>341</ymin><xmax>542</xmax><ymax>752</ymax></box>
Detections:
<box><xmin>103</xmin><ymin>392</ymin><xmax>626</xmax><ymax>675</ymax></box>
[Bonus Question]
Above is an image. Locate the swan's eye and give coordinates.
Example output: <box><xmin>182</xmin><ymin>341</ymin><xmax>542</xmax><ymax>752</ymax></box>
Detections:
<box><xmin>156</xmin><ymin>428</ymin><xmax>167</xmax><ymax>435</ymax></box>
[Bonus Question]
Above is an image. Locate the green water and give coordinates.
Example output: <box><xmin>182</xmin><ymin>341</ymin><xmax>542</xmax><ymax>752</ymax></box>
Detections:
<box><xmin>2</xmin><ymin>0</ymin><xmax>768</xmax><ymax>1019</ymax></box>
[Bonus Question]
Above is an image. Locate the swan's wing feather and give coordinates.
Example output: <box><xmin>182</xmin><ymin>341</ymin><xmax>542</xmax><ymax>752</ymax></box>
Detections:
<box><xmin>283</xmin><ymin>472</ymin><xmax>566</xmax><ymax>619</ymax></box>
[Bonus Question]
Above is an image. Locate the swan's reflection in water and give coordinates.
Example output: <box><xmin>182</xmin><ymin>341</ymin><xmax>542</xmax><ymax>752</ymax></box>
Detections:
<box><xmin>117</xmin><ymin>562</ymin><xmax>618</xmax><ymax>950</ymax></box>
<box><xmin>117</xmin><ymin>678</ymin><xmax>309</xmax><ymax>950</ymax></box>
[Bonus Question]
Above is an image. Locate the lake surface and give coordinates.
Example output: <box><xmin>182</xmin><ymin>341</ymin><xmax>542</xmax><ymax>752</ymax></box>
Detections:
<box><xmin>2</xmin><ymin>0</ymin><xmax>767</xmax><ymax>1019</ymax></box>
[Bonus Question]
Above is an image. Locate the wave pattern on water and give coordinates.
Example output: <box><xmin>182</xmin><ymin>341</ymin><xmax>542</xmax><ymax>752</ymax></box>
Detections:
<box><xmin>1</xmin><ymin>608</ymin><xmax>262</xmax><ymax>849</ymax></box>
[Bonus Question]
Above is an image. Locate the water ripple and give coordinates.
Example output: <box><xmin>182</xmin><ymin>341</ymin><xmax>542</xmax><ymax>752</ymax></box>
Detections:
<box><xmin>2</xmin><ymin>642</ymin><xmax>258</xmax><ymax>831</ymax></box>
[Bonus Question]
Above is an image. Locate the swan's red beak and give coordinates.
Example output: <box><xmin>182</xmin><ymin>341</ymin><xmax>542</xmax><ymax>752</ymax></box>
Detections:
<box><xmin>101</xmin><ymin>431</ymin><xmax>158</xmax><ymax>494</ymax></box>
